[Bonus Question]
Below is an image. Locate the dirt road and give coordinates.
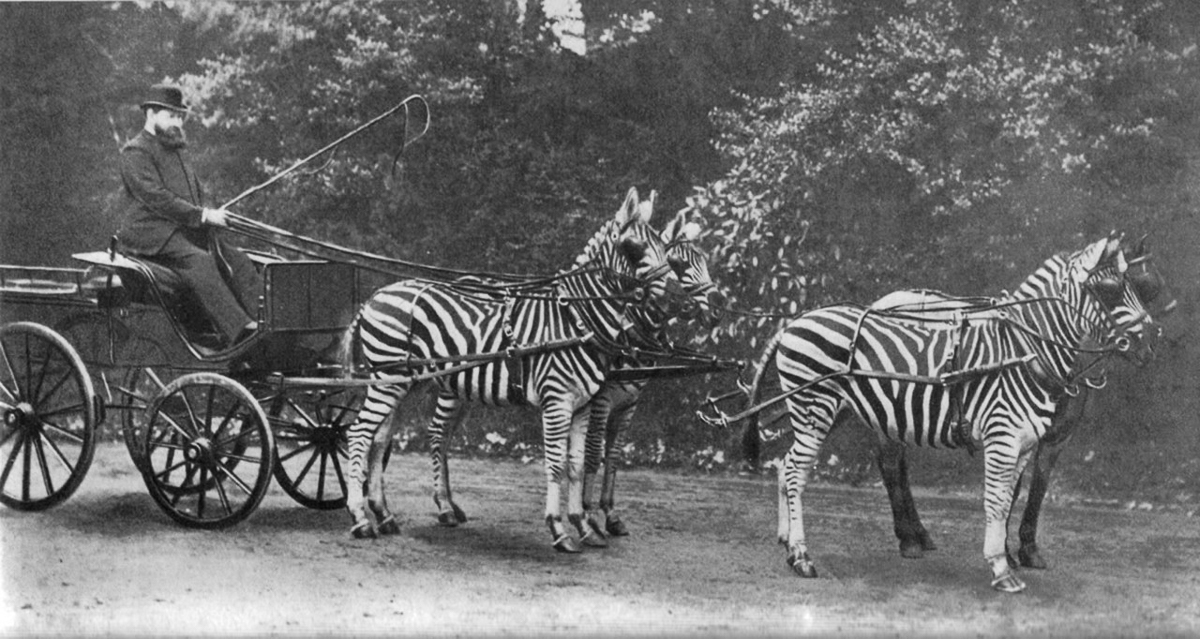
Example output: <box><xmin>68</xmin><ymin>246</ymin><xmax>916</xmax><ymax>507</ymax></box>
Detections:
<box><xmin>2</xmin><ymin>443</ymin><xmax>1197</xmax><ymax>636</ymax></box>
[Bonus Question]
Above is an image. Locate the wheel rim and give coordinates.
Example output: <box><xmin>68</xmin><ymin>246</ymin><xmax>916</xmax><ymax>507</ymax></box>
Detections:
<box><xmin>0</xmin><ymin>322</ymin><xmax>97</xmax><ymax>511</ymax></box>
<box><xmin>268</xmin><ymin>388</ymin><xmax>359</xmax><ymax>510</ymax></box>
<box><xmin>141</xmin><ymin>373</ymin><xmax>273</xmax><ymax>529</ymax></box>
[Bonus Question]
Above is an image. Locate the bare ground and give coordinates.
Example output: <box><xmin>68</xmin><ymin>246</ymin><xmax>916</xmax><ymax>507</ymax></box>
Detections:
<box><xmin>2</xmin><ymin>443</ymin><xmax>1198</xmax><ymax>637</ymax></box>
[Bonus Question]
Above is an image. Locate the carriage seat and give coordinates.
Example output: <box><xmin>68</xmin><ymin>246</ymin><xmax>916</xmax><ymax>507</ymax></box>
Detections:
<box><xmin>71</xmin><ymin>249</ymin><xmax>227</xmax><ymax>343</ymax></box>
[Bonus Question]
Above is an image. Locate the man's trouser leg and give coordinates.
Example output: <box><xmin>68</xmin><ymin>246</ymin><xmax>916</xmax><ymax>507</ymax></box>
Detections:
<box><xmin>154</xmin><ymin>233</ymin><xmax>253</xmax><ymax>342</ymax></box>
<box><xmin>212</xmin><ymin>236</ymin><xmax>263</xmax><ymax>316</ymax></box>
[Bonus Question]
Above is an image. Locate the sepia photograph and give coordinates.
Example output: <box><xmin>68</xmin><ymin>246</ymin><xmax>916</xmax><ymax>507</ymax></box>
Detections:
<box><xmin>1</xmin><ymin>1</ymin><xmax>1197</xmax><ymax>636</ymax></box>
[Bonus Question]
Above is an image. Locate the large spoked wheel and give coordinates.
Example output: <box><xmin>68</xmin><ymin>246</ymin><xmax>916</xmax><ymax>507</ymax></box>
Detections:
<box><xmin>0</xmin><ymin>322</ymin><xmax>98</xmax><ymax>510</ymax></box>
<box><xmin>140</xmin><ymin>372</ymin><xmax>274</xmax><ymax>529</ymax></box>
<box><xmin>267</xmin><ymin>387</ymin><xmax>361</xmax><ymax>510</ymax></box>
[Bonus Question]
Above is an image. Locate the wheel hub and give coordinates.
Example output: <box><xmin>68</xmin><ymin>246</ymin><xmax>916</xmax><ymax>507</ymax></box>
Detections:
<box><xmin>4</xmin><ymin>402</ymin><xmax>38</xmax><ymax>431</ymax></box>
<box><xmin>184</xmin><ymin>437</ymin><xmax>216</xmax><ymax>465</ymax></box>
<box><xmin>310</xmin><ymin>426</ymin><xmax>344</xmax><ymax>448</ymax></box>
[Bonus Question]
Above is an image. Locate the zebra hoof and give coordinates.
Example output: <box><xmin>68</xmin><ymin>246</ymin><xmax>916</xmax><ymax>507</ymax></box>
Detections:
<box><xmin>605</xmin><ymin>517</ymin><xmax>630</xmax><ymax>537</ymax></box>
<box><xmin>553</xmin><ymin>534</ymin><xmax>583</xmax><ymax>554</ymax></box>
<box><xmin>917</xmin><ymin>530</ymin><xmax>937</xmax><ymax>551</ymax></box>
<box><xmin>581</xmin><ymin>530</ymin><xmax>608</xmax><ymax>548</ymax></box>
<box><xmin>452</xmin><ymin>503</ymin><xmax>468</xmax><ymax>524</ymax></box>
<box><xmin>899</xmin><ymin>540</ymin><xmax>926</xmax><ymax>559</ymax></box>
<box><xmin>377</xmin><ymin>516</ymin><xmax>401</xmax><ymax>536</ymax></box>
<box><xmin>350</xmin><ymin>522</ymin><xmax>377</xmax><ymax>539</ymax></box>
<box><xmin>437</xmin><ymin>511</ymin><xmax>460</xmax><ymax>527</ymax></box>
<box><xmin>991</xmin><ymin>571</ymin><xmax>1026</xmax><ymax>593</ymax></box>
<box><xmin>787</xmin><ymin>552</ymin><xmax>817</xmax><ymax>578</ymax></box>
<box><xmin>580</xmin><ymin>521</ymin><xmax>608</xmax><ymax>548</ymax></box>
<box><xmin>1018</xmin><ymin>545</ymin><xmax>1048</xmax><ymax>570</ymax></box>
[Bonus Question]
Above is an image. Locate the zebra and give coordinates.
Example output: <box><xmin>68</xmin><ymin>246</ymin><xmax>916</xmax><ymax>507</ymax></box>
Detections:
<box><xmin>865</xmin><ymin>238</ymin><xmax>1173</xmax><ymax>569</ymax></box>
<box><xmin>743</xmin><ymin>235</ymin><xmax>1154</xmax><ymax>592</ymax></box>
<box><xmin>580</xmin><ymin>210</ymin><xmax>725</xmax><ymax>538</ymax></box>
<box><xmin>340</xmin><ymin>187</ymin><xmax>687</xmax><ymax>552</ymax></box>
<box><xmin>422</xmin><ymin>206</ymin><xmax>724</xmax><ymax>543</ymax></box>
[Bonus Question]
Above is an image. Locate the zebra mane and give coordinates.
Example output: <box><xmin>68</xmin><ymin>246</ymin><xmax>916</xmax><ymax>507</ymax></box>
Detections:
<box><xmin>571</xmin><ymin>217</ymin><xmax>629</xmax><ymax>273</ymax></box>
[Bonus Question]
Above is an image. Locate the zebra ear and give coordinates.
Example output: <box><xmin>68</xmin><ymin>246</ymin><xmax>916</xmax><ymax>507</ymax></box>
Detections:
<box><xmin>1102</xmin><ymin>232</ymin><xmax>1123</xmax><ymax>264</ymax></box>
<box><xmin>662</xmin><ymin>209</ymin><xmax>686</xmax><ymax>243</ymax></box>
<box><xmin>636</xmin><ymin>190</ymin><xmax>657</xmax><ymax>224</ymax></box>
<box><xmin>1133</xmin><ymin>233</ymin><xmax>1149</xmax><ymax>259</ymax></box>
<box><xmin>616</xmin><ymin>187</ymin><xmax>640</xmax><ymax>226</ymax></box>
<box><xmin>1072</xmin><ymin>238</ymin><xmax>1108</xmax><ymax>283</ymax></box>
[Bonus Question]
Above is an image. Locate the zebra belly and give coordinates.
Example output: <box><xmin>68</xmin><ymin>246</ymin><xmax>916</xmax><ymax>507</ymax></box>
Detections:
<box><xmin>840</xmin><ymin>378</ymin><xmax>961</xmax><ymax>448</ymax></box>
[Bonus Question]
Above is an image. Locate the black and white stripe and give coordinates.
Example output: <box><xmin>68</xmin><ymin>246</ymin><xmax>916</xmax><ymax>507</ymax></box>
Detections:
<box><xmin>341</xmin><ymin>188</ymin><xmax>683</xmax><ymax>552</ymax></box>
<box><xmin>868</xmin><ymin>237</ymin><xmax>1171</xmax><ymax>570</ymax></box>
<box><xmin>765</xmin><ymin>235</ymin><xmax>1153</xmax><ymax>592</ymax></box>
<box><xmin>580</xmin><ymin>210</ymin><xmax>724</xmax><ymax>537</ymax></box>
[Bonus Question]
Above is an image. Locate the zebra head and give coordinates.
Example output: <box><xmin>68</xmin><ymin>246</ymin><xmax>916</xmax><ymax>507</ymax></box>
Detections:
<box><xmin>662</xmin><ymin>210</ymin><xmax>724</xmax><ymax>328</ymax></box>
<box><xmin>1067</xmin><ymin>233</ymin><xmax>1157</xmax><ymax>365</ymax></box>
<box><xmin>1125</xmin><ymin>234</ymin><xmax>1177</xmax><ymax>319</ymax></box>
<box><xmin>567</xmin><ymin>187</ymin><xmax>687</xmax><ymax>334</ymax></box>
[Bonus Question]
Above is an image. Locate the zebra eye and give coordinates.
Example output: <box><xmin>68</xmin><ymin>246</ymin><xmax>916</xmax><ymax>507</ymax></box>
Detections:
<box><xmin>1130</xmin><ymin>270</ymin><xmax>1161</xmax><ymax>303</ymax></box>
<box><xmin>1089</xmin><ymin>277</ymin><xmax>1124</xmax><ymax>307</ymax></box>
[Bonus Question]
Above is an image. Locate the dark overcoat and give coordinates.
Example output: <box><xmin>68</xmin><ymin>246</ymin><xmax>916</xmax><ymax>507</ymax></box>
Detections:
<box><xmin>116</xmin><ymin>130</ymin><xmax>206</xmax><ymax>255</ymax></box>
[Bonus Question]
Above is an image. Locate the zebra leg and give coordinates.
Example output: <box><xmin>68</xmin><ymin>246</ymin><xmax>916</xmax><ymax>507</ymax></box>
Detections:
<box><xmin>346</xmin><ymin>383</ymin><xmax>406</xmax><ymax>539</ymax></box>
<box><xmin>981</xmin><ymin>433</ymin><xmax>1035</xmax><ymax>593</ymax></box>
<box><xmin>876</xmin><ymin>439</ymin><xmax>936</xmax><ymax>558</ymax></box>
<box><xmin>780</xmin><ymin>445</ymin><xmax>819</xmax><ymax>577</ymax></box>
<box><xmin>599</xmin><ymin>397</ymin><xmax>638</xmax><ymax>537</ymax></box>
<box><xmin>1014</xmin><ymin>441</ymin><xmax>1065</xmax><ymax>569</ymax></box>
<box><xmin>1016</xmin><ymin>393</ymin><xmax>1085</xmax><ymax>569</ymax></box>
<box><xmin>429</xmin><ymin>393</ymin><xmax>469</xmax><ymax>527</ymax></box>
<box><xmin>541</xmin><ymin>400</ymin><xmax>582</xmax><ymax>553</ymax></box>
<box><xmin>365</xmin><ymin>417</ymin><xmax>401</xmax><ymax>536</ymax></box>
<box><xmin>568</xmin><ymin>404</ymin><xmax>607</xmax><ymax>548</ymax></box>
<box><xmin>581</xmin><ymin>393</ymin><xmax>612</xmax><ymax>539</ymax></box>
<box><xmin>779</xmin><ymin>399</ymin><xmax>835</xmax><ymax>578</ymax></box>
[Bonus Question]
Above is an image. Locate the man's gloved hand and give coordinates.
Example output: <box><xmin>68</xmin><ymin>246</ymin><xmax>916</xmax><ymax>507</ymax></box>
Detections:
<box><xmin>201</xmin><ymin>207</ymin><xmax>231</xmax><ymax>228</ymax></box>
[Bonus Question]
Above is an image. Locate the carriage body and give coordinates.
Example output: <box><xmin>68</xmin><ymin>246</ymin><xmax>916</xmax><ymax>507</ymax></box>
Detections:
<box><xmin>0</xmin><ymin>250</ymin><xmax>369</xmax><ymax>526</ymax></box>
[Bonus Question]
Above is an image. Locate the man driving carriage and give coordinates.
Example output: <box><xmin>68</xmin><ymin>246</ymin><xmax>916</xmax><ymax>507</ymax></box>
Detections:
<box><xmin>115</xmin><ymin>84</ymin><xmax>260</xmax><ymax>347</ymax></box>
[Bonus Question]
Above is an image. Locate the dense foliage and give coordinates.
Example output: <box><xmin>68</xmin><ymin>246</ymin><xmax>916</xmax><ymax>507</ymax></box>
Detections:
<box><xmin>695</xmin><ymin>0</ymin><xmax>1198</xmax><ymax>344</ymax></box>
<box><xmin>2</xmin><ymin>1</ymin><xmax>1197</xmax><ymax>496</ymax></box>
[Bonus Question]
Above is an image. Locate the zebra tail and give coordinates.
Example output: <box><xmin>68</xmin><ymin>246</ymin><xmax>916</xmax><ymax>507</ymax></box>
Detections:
<box><xmin>740</xmin><ymin>324</ymin><xmax>786</xmax><ymax>471</ymax></box>
<box><xmin>336</xmin><ymin>312</ymin><xmax>362</xmax><ymax>377</ymax></box>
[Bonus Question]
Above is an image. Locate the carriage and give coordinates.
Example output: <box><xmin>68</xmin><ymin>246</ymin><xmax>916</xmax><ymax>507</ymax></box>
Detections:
<box><xmin>0</xmin><ymin>243</ymin><xmax>377</xmax><ymax>528</ymax></box>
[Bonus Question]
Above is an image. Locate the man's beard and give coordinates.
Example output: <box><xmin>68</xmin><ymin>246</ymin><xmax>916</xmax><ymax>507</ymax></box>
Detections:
<box><xmin>155</xmin><ymin>123</ymin><xmax>188</xmax><ymax>149</ymax></box>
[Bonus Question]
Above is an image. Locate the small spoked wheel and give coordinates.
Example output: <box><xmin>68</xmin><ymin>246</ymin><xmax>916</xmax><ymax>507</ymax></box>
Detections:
<box><xmin>140</xmin><ymin>372</ymin><xmax>274</xmax><ymax>529</ymax></box>
<box><xmin>0</xmin><ymin>322</ymin><xmax>98</xmax><ymax>511</ymax></box>
<box><xmin>116</xmin><ymin>337</ymin><xmax>176</xmax><ymax>475</ymax></box>
<box><xmin>267</xmin><ymin>387</ymin><xmax>361</xmax><ymax>510</ymax></box>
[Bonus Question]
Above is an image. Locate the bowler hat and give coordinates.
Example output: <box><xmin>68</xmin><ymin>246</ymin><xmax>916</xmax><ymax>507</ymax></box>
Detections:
<box><xmin>140</xmin><ymin>84</ymin><xmax>190</xmax><ymax>113</ymax></box>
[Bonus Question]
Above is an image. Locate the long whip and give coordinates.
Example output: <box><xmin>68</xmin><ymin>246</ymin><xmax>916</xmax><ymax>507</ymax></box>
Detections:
<box><xmin>220</xmin><ymin>94</ymin><xmax>429</xmax><ymax>210</ymax></box>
